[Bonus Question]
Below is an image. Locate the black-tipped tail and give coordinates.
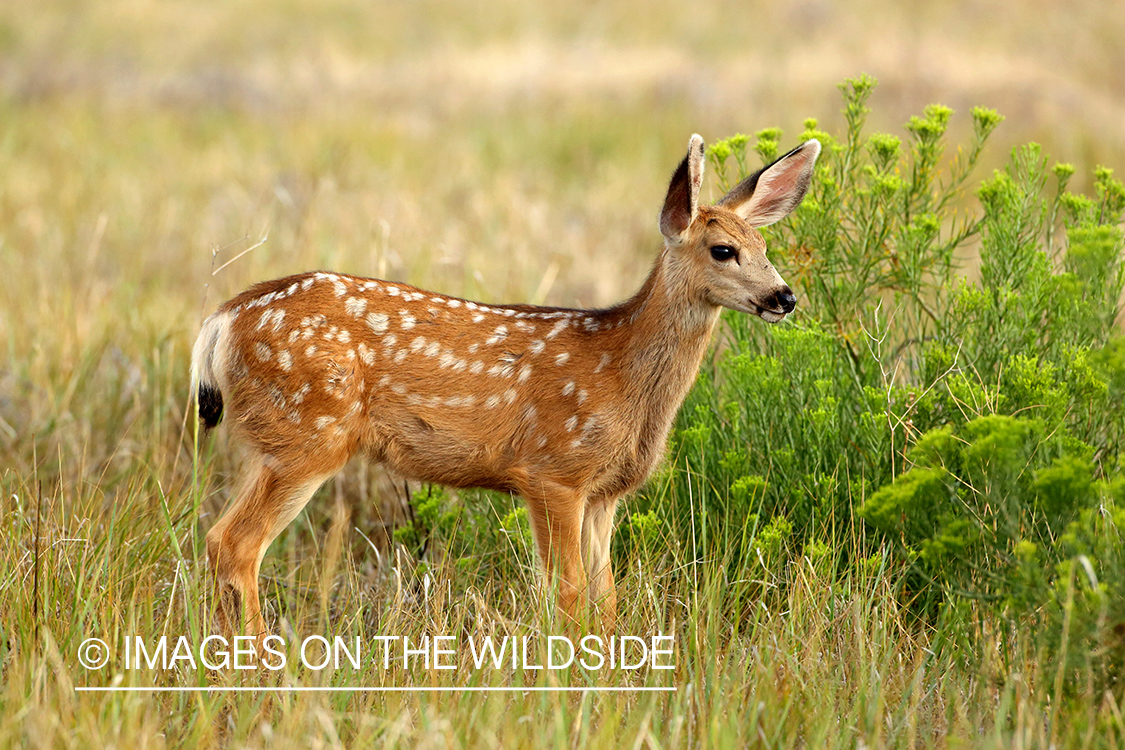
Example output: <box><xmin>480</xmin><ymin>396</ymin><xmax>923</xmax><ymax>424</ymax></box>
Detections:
<box><xmin>192</xmin><ymin>310</ymin><xmax>231</xmax><ymax>430</ymax></box>
<box><xmin>199</xmin><ymin>383</ymin><xmax>224</xmax><ymax>429</ymax></box>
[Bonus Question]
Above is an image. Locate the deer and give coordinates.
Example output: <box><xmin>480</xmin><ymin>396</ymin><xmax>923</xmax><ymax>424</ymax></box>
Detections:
<box><xmin>191</xmin><ymin>134</ymin><xmax>820</xmax><ymax>640</ymax></box>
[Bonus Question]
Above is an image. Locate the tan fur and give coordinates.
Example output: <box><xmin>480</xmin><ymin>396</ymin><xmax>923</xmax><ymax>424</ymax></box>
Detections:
<box><xmin>194</xmin><ymin>135</ymin><xmax>820</xmax><ymax>638</ymax></box>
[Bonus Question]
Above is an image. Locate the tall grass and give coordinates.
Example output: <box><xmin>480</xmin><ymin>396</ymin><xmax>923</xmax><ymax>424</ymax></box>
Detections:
<box><xmin>7</xmin><ymin>465</ymin><xmax>1124</xmax><ymax>747</ymax></box>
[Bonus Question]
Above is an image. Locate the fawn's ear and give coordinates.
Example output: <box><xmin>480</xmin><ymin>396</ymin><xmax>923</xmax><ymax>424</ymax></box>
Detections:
<box><xmin>659</xmin><ymin>134</ymin><xmax>706</xmax><ymax>244</ymax></box>
<box><xmin>718</xmin><ymin>139</ymin><xmax>821</xmax><ymax>228</ymax></box>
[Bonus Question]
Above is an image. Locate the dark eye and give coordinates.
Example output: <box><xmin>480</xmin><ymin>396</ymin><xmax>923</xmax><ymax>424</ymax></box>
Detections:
<box><xmin>710</xmin><ymin>245</ymin><xmax>737</xmax><ymax>262</ymax></box>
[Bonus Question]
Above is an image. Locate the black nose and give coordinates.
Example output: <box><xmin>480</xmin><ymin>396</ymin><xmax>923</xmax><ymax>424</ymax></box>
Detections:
<box><xmin>777</xmin><ymin>288</ymin><xmax>797</xmax><ymax>314</ymax></box>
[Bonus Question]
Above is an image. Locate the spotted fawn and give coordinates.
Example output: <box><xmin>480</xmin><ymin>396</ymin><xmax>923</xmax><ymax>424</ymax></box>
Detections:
<box><xmin>191</xmin><ymin>134</ymin><xmax>820</xmax><ymax>637</ymax></box>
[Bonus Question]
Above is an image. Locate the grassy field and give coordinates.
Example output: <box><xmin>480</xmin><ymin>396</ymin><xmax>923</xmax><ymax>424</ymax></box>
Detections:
<box><xmin>3</xmin><ymin>1</ymin><xmax>1125</xmax><ymax>747</ymax></box>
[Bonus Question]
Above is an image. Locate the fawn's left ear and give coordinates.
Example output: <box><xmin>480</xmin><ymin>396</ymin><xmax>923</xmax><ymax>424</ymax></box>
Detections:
<box><xmin>659</xmin><ymin>134</ymin><xmax>706</xmax><ymax>244</ymax></box>
<box><xmin>718</xmin><ymin>139</ymin><xmax>821</xmax><ymax>227</ymax></box>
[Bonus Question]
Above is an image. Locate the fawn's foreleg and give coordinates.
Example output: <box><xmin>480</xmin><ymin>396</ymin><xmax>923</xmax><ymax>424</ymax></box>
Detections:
<box><xmin>519</xmin><ymin>476</ymin><xmax>588</xmax><ymax>623</ymax></box>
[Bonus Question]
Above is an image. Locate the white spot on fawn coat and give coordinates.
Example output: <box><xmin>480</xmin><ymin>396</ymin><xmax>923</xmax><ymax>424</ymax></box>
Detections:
<box><xmin>257</xmin><ymin>309</ymin><xmax>285</xmax><ymax>332</ymax></box>
<box><xmin>486</xmin><ymin>325</ymin><xmax>508</xmax><ymax>346</ymax></box>
<box><xmin>345</xmin><ymin>297</ymin><xmax>368</xmax><ymax>317</ymax></box>
<box><xmin>546</xmin><ymin>320</ymin><xmax>568</xmax><ymax>339</ymax></box>
<box><xmin>366</xmin><ymin>312</ymin><xmax>389</xmax><ymax>335</ymax></box>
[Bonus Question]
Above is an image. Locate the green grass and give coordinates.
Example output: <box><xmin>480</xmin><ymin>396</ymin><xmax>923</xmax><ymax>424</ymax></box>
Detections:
<box><xmin>4</xmin><ymin>0</ymin><xmax>1125</xmax><ymax>747</ymax></box>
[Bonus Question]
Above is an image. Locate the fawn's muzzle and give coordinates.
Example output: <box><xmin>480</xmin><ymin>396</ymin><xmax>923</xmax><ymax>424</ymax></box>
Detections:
<box><xmin>757</xmin><ymin>286</ymin><xmax>796</xmax><ymax>315</ymax></box>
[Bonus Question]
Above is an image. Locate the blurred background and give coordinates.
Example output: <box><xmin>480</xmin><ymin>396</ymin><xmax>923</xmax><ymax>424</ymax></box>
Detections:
<box><xmin>1</xmin><ymin>0</ymin><xmax>1123</xmax><ymax>479</ymax></box>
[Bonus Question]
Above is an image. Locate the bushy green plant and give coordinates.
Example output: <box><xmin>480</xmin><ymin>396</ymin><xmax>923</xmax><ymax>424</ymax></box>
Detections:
<box><xmin>857</xmin><ymin>415</ymin><xmax>1099</xmax><ymax>603</ymax></box>
<box><xmin>652</xmin><ymin>76</ymin><xmax>1125</xmax><ymax>664</ymax></box>
<box><xmin>1039</xmin><ymin>494</ymin><xmax>1125</xmax><ymax>692</ymax></box>
<box><xmin>860</xmin><ymin>422</ymin><xmax>1125</xmax><ymax>690</ymax></box>
<box><xmin>661</xmin><ymin>322</ymin><xmax>890</xmax><ymax>565</ymax></box>
<box><xmin>394</xmin><ymin>483</ymin><xmax>532</xmax><ymax>584</ymax></box>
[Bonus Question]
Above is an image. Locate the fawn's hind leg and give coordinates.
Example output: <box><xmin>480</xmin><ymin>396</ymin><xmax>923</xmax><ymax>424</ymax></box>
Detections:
<box><xmin>582</xmin><ymin>498</ymin><xmax>619</xmax><ymax>632</ymax></box>
<box><xmin>206</xmin><ymin>453</ymin><xmax>339</xmax><ymax>641</ymax></box>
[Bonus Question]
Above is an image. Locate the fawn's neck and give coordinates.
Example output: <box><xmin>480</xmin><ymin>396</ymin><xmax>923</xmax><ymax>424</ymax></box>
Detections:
<box><xmin>608</xmin><ymin>247</ymin><xmax>720</xmax><ymax>452</ymax></box>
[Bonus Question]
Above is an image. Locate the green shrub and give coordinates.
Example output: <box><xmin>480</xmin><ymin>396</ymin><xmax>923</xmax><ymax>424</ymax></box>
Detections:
<box><xmin>395</xmin><ymin>483</ymin><xmax>531</xmax><ymax>585</ymax></box>
<box><xmin>857</xmin><ymin>415</ymin><xmax>1100</xmax><ymax>605</ymax></box>
<box><xmin>651</xmin><ymin>77</ymin><xmax>1125</xmax><ymax>676</ymax></box>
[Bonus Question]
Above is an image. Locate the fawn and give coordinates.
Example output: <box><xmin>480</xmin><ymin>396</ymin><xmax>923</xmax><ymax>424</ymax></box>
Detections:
<box><xmin>192</xmin><ymin>134</ymin><xmax>820</xmax><ymax>637</ymax></box>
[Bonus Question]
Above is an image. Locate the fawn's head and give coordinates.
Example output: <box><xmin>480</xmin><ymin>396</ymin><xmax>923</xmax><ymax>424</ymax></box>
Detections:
<box><xmin>659</xmin><ymin>134</ymin><xmax>820</xmax><ymax>323</ymax></box>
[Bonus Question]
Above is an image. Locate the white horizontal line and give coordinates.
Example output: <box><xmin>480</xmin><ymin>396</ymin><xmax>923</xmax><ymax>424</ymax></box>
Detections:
<box><xmin>76</xmin><ymin>686</ymin><xmax>675</xmax><ymax>693</ymax></box>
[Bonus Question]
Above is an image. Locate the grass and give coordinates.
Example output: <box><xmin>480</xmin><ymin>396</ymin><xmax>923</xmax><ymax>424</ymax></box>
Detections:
<box><xmin>7</xmin><ymin>474</ymin><xmax>1123</xmax><ymax>747</ymax></box>
<box><xmin>4</xmin><ymin>0</ymin><xmax>1125</xmax><ymax>746</ymax></box>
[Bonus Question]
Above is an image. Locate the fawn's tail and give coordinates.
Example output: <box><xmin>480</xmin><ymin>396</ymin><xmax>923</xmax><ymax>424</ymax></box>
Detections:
<box><xmin>190</xmin><ymin>310</ymin><xmax>234</xmax><ymax>429</ymax></box>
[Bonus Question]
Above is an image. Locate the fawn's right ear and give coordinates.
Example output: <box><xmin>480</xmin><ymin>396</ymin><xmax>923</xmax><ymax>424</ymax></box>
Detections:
<box><xmin>659</xmin><ymin>134</ymin><xmax>706</xmax><ymax>245</ymax></box>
